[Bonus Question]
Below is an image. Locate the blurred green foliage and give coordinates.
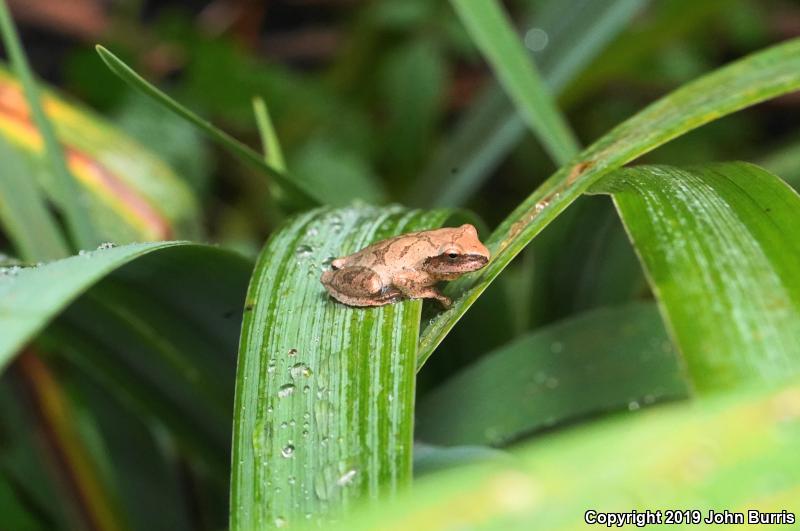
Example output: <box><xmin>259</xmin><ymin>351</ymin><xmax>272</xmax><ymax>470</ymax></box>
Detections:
<box><xmin>2</xmin><ymin>0</ymin><xmax>800</xmax><ymax>529</ymax></box>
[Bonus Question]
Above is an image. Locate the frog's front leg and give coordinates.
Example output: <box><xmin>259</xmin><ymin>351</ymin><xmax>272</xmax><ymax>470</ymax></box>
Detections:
<box><xmin>321</xmin><ymin>266</ymin><xmax>401</xmax><ymax>307</ymax></box>
<box><xmin>392</xmin><ymin>271</ymin><xmax>452</xmax><ymax>308</ymax></box>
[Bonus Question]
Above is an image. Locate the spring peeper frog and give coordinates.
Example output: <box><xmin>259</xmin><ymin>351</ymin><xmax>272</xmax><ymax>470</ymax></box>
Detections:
<box><xmin>320</xmin><ymin>224</ymin><xmax>490</xmax><ymax>308</ymax></box>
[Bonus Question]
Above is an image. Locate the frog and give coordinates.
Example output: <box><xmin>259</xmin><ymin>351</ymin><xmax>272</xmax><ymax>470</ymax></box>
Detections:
<box><xmin>320</xmin><ymin>224</ymin><xmax>490</xmax><ymax>308</ymax></box>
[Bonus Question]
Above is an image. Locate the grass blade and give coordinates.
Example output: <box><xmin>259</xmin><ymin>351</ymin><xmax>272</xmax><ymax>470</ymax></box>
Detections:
<box><xmin>416</xmin><ymin>302</ymin><xmax>687</xmax><ymax>446</ymax></box>
<box><xmin>418</xmin><ymin>38</ymin><xmax>800</xmax><ymax>370</ymax></box>
<box><xmin>95</xmin><ymin>45</ymin><xmax>320</xmax><ymax>207</ymax></box>
<box><xmin>324</xmin><ymin>379</ymin><xmax>800</xmax><ymax>530</ymax></box>
<box><xmin>252</xmin><ymin>97</ymin><xmax>286</xmax><ymax>172</ymax></box>
<box><xmin>0</xmin><ymin>1</ymin><xmax>98</xmax><ymax>249</ymax></box>
<box><xmin>0</xmin><ymin>138</ymin><xmax>68</xmax><ymax>260</ymax></box>
<box><xmin>231</xmin><ymin>205</ymin><xmax>452</xmax><ymax>529</ymax></box>
<box><xmin>591</xmin><ymin>163</ymin><xmax>800</xmax><ymax>390</ymax></box>
<box><xmin>449</xmin><ymin>0</ymin><xmax>580</xmax><ymax>167</ymax></box>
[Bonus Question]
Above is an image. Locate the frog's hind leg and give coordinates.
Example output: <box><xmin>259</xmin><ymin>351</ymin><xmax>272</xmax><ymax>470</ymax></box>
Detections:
<box><xmin>321</xmin><ymin>266</ymin><xmax>401</xmax><ymax>307</ymax></box>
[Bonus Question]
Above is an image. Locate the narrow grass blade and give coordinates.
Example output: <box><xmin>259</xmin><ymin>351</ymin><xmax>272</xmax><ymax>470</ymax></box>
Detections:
<box><xmin>449</xmin><ymin>0</ymin><xmax>579</xmax><ymax>166</ymax></box>
<box><xmin>418</xmin><ymin>38</ymin><xmax>800</xmax><ymax>370</ymax></box>
<box><xmin>95</xmin><ymin>45</ymin><xmax>320</xmax><ymax>207</ymax></box>
<box><xmin>252</xmin><ymin>97</ymin><xmax>286</xmax><ymax>172</ymax></box>
<box><xmin>591</xmin><ymin>163</ymin><xmax>800</xmax><ymax>390</ymax></box>
<box><xmin>0</xmin><ymin>1</ymin><xmax>98</xmax><ymax>249</ymax></box>
<box><xmin>0</xmin><ymin>137</ymin><xmax>68</xmax><ymax>260</ymax></box>
<box><xmin>231</xmin><ymin>205</ymin><xmax>452</xmax><ymax>529</ymax></box>
<box><xmin>322</xmin><ymin>379</ymin><xmax>800</xmax><ymax>530</ymax></box>
<box><xmin>417</xmin><ymin>302</ymin><xmax>687</xmax><ymax>446</ymax></box>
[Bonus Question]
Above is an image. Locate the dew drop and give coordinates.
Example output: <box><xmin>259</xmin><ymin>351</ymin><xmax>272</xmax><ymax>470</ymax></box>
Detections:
<box><xmin>287</xmin><ymin>348</ymin><xmax>298</xmax><ymax>357</ymax></box>
<box><xmin>97</xmin><ymin>242</ymin><xmax>116</xmax><ymax>250</ymax></box>
<box><xmin>274</xmin><ymin>516</ymin><xmax>287</xmax><ymax>528</ymax></box>
<box><xmin>278</xmin><ymin>383</ymin><xmax>296</xmax><ymax>398</ymax></box>
<box><xmin>290</xmin><ymin>362</ymin><xmax>313</xmax><ymax>379</ymax></box>
<box><xmin>524</xmin><ymin>27</ymin><xmax>549</xmax><ymax>52</ymax></box>
<box><xmin>628</xmin><ymin>400</ymin><xmax>641</xmax><ymax>411</ymax></box>
<box><xmin>295</xmin><ymin>244</ymin><xmax>314</xmax><ymax>258</ymax></box>
<box><xmin>281</xmin><ymin>444</ymin><xmax>295</xmax><ymax>458</ymax></box>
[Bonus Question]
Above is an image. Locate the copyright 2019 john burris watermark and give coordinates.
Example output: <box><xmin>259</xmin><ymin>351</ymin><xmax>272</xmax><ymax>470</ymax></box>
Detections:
<box><xmin>584</xmin><ymin>509</ymin><xmax>796</xmax><ymax>527</ymax></box>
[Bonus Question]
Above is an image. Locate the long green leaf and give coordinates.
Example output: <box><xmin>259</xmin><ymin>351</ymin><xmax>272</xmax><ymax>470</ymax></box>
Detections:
<box><xmin>418</xmin><ymin>38</ymin><xmax>800</xmax><ymax>370</ymax></box>
<box><xmin>590</xmin><ymin>163</ymin><xmax>800</xmax><ymax>390</ymax></box>
<box><xmin>0</xmin><ymin>0</ymin><xmax>98</xmax><ymax>249</ymax></box>
<box><xmin>449</xmin><ymin>0</ymin><xmax>579</xmax><ymax>166</ymax></box>
<box><xmin>322</xmin><ymin>378</ymin><xmax>800</xmax><ymax>530</ymax></box>
<box><xmin>39</xmin><ymin>243</ymin><xmax>252</xmax><ymax>477</ymax></box>
<box><xmin>95</xmin><ymin>46</ymin><xmax>320</xmax><ymax>208</ymax></box>
<box><xmin>412</xmin><ymin>0</ymin><xmax>643</xmax><ymax>207</ymax></box>
<box><xmin>0</xmin><ymin>241</ymin><xmax>247</xmax><ymax>373</ymax></box>
<box><xmin>0</xmin><ymin>137</ymin><xmax>68</xmax><ymax>260</ymax></box>
<box><xmin>231</xmin><ymin>205</ymin><xmax>452</xmax><ymax>529</ymax></box>
<box><xmin>417</xmin><ymin>302</ymin><xmax>688</xmax><ymax>446</ymax></box>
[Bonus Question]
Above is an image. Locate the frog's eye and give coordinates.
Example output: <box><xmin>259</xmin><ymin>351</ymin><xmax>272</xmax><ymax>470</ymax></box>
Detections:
<box><xmin>447</xmin><ymin>253</ymin><xmax>458</xmax><ymax>260</ymax></box>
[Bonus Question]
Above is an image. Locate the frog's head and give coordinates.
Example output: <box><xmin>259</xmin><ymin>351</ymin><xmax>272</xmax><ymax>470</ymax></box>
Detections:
<box><xmin>423</xmin><ymin>224</ymin><xmax>490</xmax><ymax>280</ymax></box>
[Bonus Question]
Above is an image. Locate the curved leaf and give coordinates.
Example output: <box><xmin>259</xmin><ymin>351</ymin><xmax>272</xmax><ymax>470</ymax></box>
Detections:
<box><xmin>231</xmin><ymin>205</ymin><xmax>453</xmax><ymax>529</ymax></box>
<box><xmin>0</xmin><ymin>242</ymin><xmax>247</xmax><ymax>373</ymax></box>
<box><xmin>0</xmin><ymin>66</ymin><xmax>200</xmax><ymax>242</ymax></box>
<box><xmin>418</xmin><ymin>38</ymin><xmax>800</xmax><ymax>369</ymax></box>
<box><xmin>591</xmin><ymin>163</ymin><xmax>800</xmax><ymax>390</ymax></box>
<box><xmin>416</xmin><ymin>302</ymin><xmax>688</xmax><ymax>446</ymax></box>
<box><xmin>323</xmin><ymin>379</ymin><xmax>800</xmax><ymax>530</ymax></box>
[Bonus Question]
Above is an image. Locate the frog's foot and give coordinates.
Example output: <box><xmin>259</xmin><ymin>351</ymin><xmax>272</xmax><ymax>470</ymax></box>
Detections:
<box><xmin>419</xmin><ymin>288</ymin><xmax>452</xmax><ymax>308</ymax></box>
<box><xmin>392</xmin><ymin>273</ymin><xmax>451</xmax><ymax>308</ymax></box>
<box><xmin>321</xmin><ymin>266</ymin><xmax>400</xmax><ymax>307</ymax></box>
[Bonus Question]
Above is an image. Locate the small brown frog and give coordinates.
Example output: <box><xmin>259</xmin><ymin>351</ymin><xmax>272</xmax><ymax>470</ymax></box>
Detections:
<box><xmin>320</xmin><ymin>224</ymin><xmax>490</xmax><ymax>308</ymax></box>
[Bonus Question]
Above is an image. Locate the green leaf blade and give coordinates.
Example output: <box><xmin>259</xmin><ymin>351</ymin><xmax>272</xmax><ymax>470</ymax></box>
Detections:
<box><xmin>94</xmin><ymin>45</ymin><xmax>320</xmax><ymax>208</ymax></box>
<box><xmin>413</xmin><ymin>0</ymin><xmax>645</xmax><ymax>208</ymax></box>
<box><xmin>231</xmin><ymin>205</ymin><xmax>452</xmax><ymax>529</ymax></box>
<box><xmin>252</xmin><ymin>97</ymin><xmax>287</xmax><ymax>173</ymax></box>
<box><xmin>417</xmin><ymin>302</ymin><xmax>688</xmax><ymax>446</ymax></box>
<box><xmin>323</xmin><ymin>379</ymin><xmax>800</xmax><ymax>530</ymax></box>
<box><xmin>592</xmin><ymin>163</ymin><xmax>800</xmax><ymax>390</ymax></box>
<box><xmin>418</xmin><ymin>37</ymin><xmax>800</xmax><ymax>370</ymax></box>
<box><xmin>449</xmin><ymin>0</ymin><xmax>580</xmax><ymax>166</ymax></box>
